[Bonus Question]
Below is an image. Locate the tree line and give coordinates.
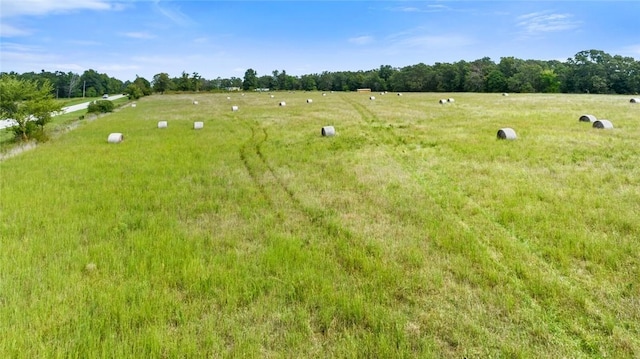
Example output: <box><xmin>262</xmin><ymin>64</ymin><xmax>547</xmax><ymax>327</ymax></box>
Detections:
<box><xmin>2</xmin><ymin>49</ymin><xmax>639</xmax><ymax>99</ymax></box>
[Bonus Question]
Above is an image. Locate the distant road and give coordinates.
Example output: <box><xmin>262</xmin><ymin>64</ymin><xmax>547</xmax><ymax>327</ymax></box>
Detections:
<box><xmin>0</xmin><ymin>94</ymin><xmax>127</xmax><ymax>130</ymax></box>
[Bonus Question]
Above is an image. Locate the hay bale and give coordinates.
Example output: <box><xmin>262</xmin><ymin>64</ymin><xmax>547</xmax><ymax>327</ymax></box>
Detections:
<box><xmin>630</xmin><ymin>98</ymin><xmax>640</xmax><ymax>103</ymax></box>
<box><xmin>439</xmin><ymin>99</ymin><xmax>447</xmax><ymax>104</ymax></box>
<box><xmin>579</xmin><ymin>114</ymin><xmax>597</xmax><ymax>122</ymax></box>
<box><xmin>193</xmin><ymin>100</ymin><xmax>198</xmax><ymax>105</ymax></box>
<box><xmin>397</xmin><ymin>93</ymin><xmax>403</xmax><ymax>96</ymax></box>
<box><xmin>497</xmin><ymin>128</ymin><xmax>517</xmax><ymax>140</ymax></box>
<box><xmin>593</xmin><ymin>120</ymin><xmax>613</xmax><ymax>129</ymax></box>
<box><xmin>306</xmin><ymin>99</ymin><xmax>313</xmax><ymax>103</ymax></box>
<box><xmin>131</xmin><ymin>103</ymin><xmax>137</xmax><ymax>108</ymax></box>
<box><xmin>279</xmin><ymin>101</ymin><xmax>286</xmax><ymax>106</ymax></box>
<box><xmin>157</xmin><ymin>121</ymin><xmax>168</xmax><ymax>128</ymax></box>
<box><xmin>502</xmin><ymin>93</ymin><xmax>509</xmax><ymax>96</ymax></box>
<box><xmin>107</xmin><ymin>133</ymin><xmax>124</xmax><ymax>143</ymax></box>
<box><xmin>226</xmin><ymin>96</ymin><xmax>231</xmax><ymax>100</ymax></box>
<box><xmin>232</xmin><ymin>105</ymin><xmax>239</xmax><ymax>111</ymax></box>
<box><xmin>270</xmin><ymin>95</ymin><xmax>275</xmax><ymax>98</ymax></box>
<box><xmin>322</xmin><ymin>93</ymin><xmax>326</xmax><ymax>96</ymax></box>
<box><xmin>447</xmin><ymin>98</ymin><xmax>455</xmax><ymax>103</ymax></box>
<box><xmin>370</xmin><ymin>96</ymin><xmax>375</xmax><ymax>100</ymax></box>
<box><xmin>321</xmin><ymin>126</ymin><xmax>336</xmax><ymax>137</ymax></box>
<box><xmin>194</xmin><ymin>121</ymin><xmax>204</xmax><ymax>130</ymax></box>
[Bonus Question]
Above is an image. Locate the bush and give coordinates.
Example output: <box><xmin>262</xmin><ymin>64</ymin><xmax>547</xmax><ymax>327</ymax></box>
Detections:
<box><xmin>87</xmin><ymin>100</ymin><xmax>114</xmax><ymax>114</ymax></box>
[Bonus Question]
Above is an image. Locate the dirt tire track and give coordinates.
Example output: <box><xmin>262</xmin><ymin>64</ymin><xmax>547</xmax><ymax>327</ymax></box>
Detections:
<box><xmin>338</xmin><ymin>94</ymin><xmax>587</xmax><ymax>306</ymax></box>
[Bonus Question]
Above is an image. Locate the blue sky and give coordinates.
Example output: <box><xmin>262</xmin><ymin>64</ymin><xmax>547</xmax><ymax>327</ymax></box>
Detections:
<box><xmin>1</xmin><ymin>0</ymin><xmax>639</xmax><ymax>82</ymax></box>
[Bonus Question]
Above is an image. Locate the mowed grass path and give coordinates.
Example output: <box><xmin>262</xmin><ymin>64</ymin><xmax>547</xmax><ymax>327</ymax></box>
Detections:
<box><xmin>1</xmin><ymin>92</ymin><xmax>639</xmax><ymax>357</ymax></box>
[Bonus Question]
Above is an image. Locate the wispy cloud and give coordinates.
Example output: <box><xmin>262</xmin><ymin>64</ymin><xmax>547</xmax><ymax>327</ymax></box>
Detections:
<box><xmin>348</xmin><ymin>36</ymin><xmax>374</xmax><ymax>45</ymax></box>
<box><xmin>0</xmin><ymin>0</ymin><xmax>114</xmax><ymax>18</ymax></box>
<box><xmin>517</xmin><ymin>11</ymin><xmax>581</xmax><ymax>34</ymax></box>
<box><xmin>152</xmin><ymin>0</ymin><xmax>194</xmax><ymax>27</ymax></box>
<box><xmin>389</xmin><ymin>4</ymin><xmax>452</xmax><ymax>13</ymax></box>
<box><xmin>397</xmin><ymin>34</ymin><xmax>474</xmax><ymax>49</ymax></box>
<box><xmin>122</xmin><ymin>31</ymin><xmax>156</xmax><ymax>40</ymax></box>
<box><xmin>0</xmin><ymin>23</ymin><xmax>31</xmax><ymax>37</ymax></box>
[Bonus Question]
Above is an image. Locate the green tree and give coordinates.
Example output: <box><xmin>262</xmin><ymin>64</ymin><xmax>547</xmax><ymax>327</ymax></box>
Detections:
<box><xmin>539</xmin><ymin>69</ymin><xmax>560</xmax><ymax>93</ymax></box>
<box><xmin>152</xmin><ymin>73</ymin><xmax>172</xmax><ymax>94</ymax></box>
<box><xmin>87</xmin><ymin>100</ymin><xmax>115</xmax><ymax>113</ymax></box>
<box><xmin>243</xmin><ymin>68</ymin><xmax>258</xmax><ymax>91</ymax></box>
<box><xmin>126</xmin><ymin>83</ymin><xmax>144</xmax><ymax>100</ymax></box>
<box><xmin>133</xmin><ymin>76</ymin><xmax>152</xmax><ymax>96</ymax></box>
<box><xmin>0</xmin><ymin>75</ymin><xmax>63</xmax><ymax>141</ymax></box>
<box><xmin>485</xmin><ymin>70</ymin><xmax>508</xmax><ymax>92</ymax></box>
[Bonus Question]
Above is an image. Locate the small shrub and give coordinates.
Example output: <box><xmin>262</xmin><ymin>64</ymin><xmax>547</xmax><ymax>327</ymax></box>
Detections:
<box><xmin>87</xmin><ymin>100</ymin><xmax>114</xmax><ymax>114</ymax></box>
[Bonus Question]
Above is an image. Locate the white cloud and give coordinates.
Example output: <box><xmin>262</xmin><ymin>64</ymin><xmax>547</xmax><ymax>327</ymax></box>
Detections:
<box><xmin>122</xmin><ymin>32</ymin><xmax>156</xmax><ymax>40</ymax></box>
<box><xmin>0</xmin><ymin>23</ymin><xmax>31</xmax><ymax>37</ymax></box>
<box><xmin>389</xmin><ymin>4</ymin><xmax>452</xmax><ymax>13</ymax></box>
<box><xmin>349</xmin><ymin>36</ymin><xmax>374</xmax><ymax>45</ymax></box>
<box><xmin>97</xmin><ymin>64</ymin><xmax>141</xmax><ymax>72</ymax></box>
<box><xmin>0</xmin><ymin>0</ymin><xmax>114</xmax><ymax>18</ymax></box>
<box><xmin>517</xmin><ymin>11</ymin><xmax>581</xmax><ymax>34</ymax></box>
<box><xmin>396</xmin><ymin>34</ymin><xmax>474</xmax><ymax>49</ymax></box>
<box><xmin>152</xmin><ymin>0</ymin><xmax>193</xmax><ymax>27</ymax></box>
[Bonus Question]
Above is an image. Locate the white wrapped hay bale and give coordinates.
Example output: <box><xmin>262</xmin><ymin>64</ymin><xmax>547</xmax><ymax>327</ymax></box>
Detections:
<box><xmin>226</xmin><ymin>96</ymin><xmax>231</xmax><ymax>100</ymax></box>
<box><xmin>193</xmin><ymin>100</ymin><xmax>198</xmax><ymax>105</ymax></box>
<box><xmin>579</xmin><ymin>114</ymin><xmax>597</xmax><ymax>122</ymax></box>
<box><xmin>107</xmin><ymin>133</ymin><xmax>124</xmax><ymax>143</ymax></box>
<box><xmin>321</xmin><ymin>126</ymin><xmax>336</xmax><ymax>137</ymax></box>
<box><xmin>306</xmin><ymin>99</ymin><xmax>313</xmax><ymax>103</ymax></box>
<box><xmin>158</xmin><ymin>121</ymin><xmax>168</xmax><ymax>128</ymax></box>
<box><xmin>369</xmin><ymin>96</ymin><xmax>375</xmax><ymax>100</ymax></box>
<box><xmin>502</xmin><ymin>93</ymin><xmax>509</xmax><ymax>96</ymax></box>
<box><xmin>131</xmin><ymin>103</ymin><xmax>137</xmax><ymax>108</ymax></box>
<box><xmin>194</xmin><ymin>121</ymin><xmax>204</xmax><ymax>130</ymax></box>
<box><xmin>447</xmin><ymin>98</ymin><xmax>455</xmax><ymax>103</ymax></box>
<box><xmin>439</xmin><ymin>99</ymin><xmax>447</xmax><ymax>104</ymax></box>
<box><xmin>279</xmin><ymin>101</ymin><xmax>286</xmax><ymax>106</ymax></box>
<box><xmin>497</xmin><ymin>128</ymin><xmax>517</xmax><ymax>140</ymax></box>
<box><xmin>630</xmin><ymin>98</ymin><xmax>639</xmax><ymax>103</ymax></box>
<box><xmin>593</xmin><ymin>120</ymin><xmax>613</xmax><ymax>129</ymax></box>
<box><xmin>397</xmin><ymin>93</ymin><xmax>403</xmax><ymax>96</ymax></box>
<box><xmin>231</xmin><ymin>106</ymin><xmax>239</xmax><ymax>111</ymax></box>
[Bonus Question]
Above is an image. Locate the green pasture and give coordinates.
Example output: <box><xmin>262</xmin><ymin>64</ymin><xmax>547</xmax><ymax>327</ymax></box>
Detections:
<box><xmin>1</xmin><ymin>92</ymin><xmax>639</xmax><ymax>357</ymax></box>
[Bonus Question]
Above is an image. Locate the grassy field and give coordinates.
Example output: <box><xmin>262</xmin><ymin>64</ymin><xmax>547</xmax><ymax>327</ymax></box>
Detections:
<box><xmin>1</xmin><ymin>92</ymin><xmax>639</xmax><ymax>357</ymax></box>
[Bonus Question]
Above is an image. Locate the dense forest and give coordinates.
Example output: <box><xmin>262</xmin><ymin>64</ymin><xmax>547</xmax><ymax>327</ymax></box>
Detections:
<box><xmin>2</xmin><ymin>49</ymin><xmax>639</xmax><ymax>98</ymax></box>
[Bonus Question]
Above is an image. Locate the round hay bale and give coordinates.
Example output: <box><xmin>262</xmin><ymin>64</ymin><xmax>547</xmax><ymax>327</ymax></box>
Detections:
<box><xmin>193</xmin><ymin>100</ymin><xmax>198</xmax><ymax>105</ymax></box>
<box><xmin>157</xmin><ymin>121</ymin><xmax>168</xmax><ymax>128</ymax></box>
<box><xmin>107</xmin><ymin>133</ymin><xmax>124</xmax><ymax>143</ymax></box>
<box><xmin>502</xmin><ymin>93</ymin><xmax>509</xmax><ymax>96</ymax></box>
<box><xmin>579</xmin><ymin>114</ymin><xmax>597</xmax><ymax>122</ymax></box>
<box><xmin>397</xmin><ymin>93</ymin><xmax>403</xmax><ymax>96</ymax></box>
<box><xmin>370</xmin><ymin>96</ymin><xmax>375</xmax><ymax>100</ymax></box>
<box><xmin>226</xmin><ymin>96</ymin><xmax>231</xmax><ymax>100</ymax></box>
<box><xmin>131</xmin><ymin>103</ymin><xmax>137</xmax><ymax>108</ymax></box>
<box><xmin>270</xmin><ymin>95</ymin><xmax>275</xmax><ymax>98</ymax></box>
<box><xmin>630</xmin><ymin>98</ymin><xmax>639</xmax><ymax>103</ymax></box>
<box><xmin>322</xmin><ymin>93</ymin><xmax>326</xmax><ymax>96</ymax></box>
<box><xmin>321</xmin><ymin>126</ymin><xmax>335</xmax><ymax>137</ymax></box>
<box><xmin>194</xmin><ymin>121</ymin><xmax>204</xmax><ymax>130</ymax></box>
<box><xmin>593</xmin><ymin>120</ymin><xmax>613</xmax><ymax>129</ymax></box>
<box><xmin>447</xmin><ymin>98</ymin><xmax>455</xmax><ymax>103</ymax></box>
<box><xmin>279</xmin><ymin>101</ymin><xmax>286</xmax><ymax>106</ymax></box>
<box><xmin>497</xmin><ymin>128</ymin><xmax>517</xmax><ymax>140</ymax></box>
<box><xmin>306</xmin><ymin>99</ymin><xmax>313</xmax><ymax>103</ymax></box>
<box><xmin>231</xmin><ymin>105</ymin><xmax>239</xmax><ymax>111</ymax></box>
<box><xmin>439</xmin><ymin>99</ymin><xmax>447</xmax><ymax>104</ymax></box>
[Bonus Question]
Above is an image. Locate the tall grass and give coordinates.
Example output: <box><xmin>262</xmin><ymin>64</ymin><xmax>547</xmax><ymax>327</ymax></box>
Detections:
<box><xmin>1</xmin><ymin>92</ymin><xmax>639</xmax><ymax>357</ymax></box>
